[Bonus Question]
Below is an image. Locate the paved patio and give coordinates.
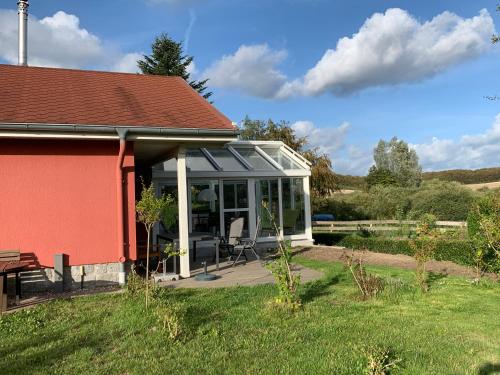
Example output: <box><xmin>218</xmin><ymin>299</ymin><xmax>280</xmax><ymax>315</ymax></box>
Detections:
<box><xmin>158</xmin><ymin>259</ymin><xmax>323</xmax><ymax>288</ymax></box>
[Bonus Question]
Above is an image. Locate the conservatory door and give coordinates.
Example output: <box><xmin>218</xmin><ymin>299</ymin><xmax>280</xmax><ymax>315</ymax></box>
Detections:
<box><xmin>222</xmin><ymin>180</ymin><xmax>249</xmax><ymax>238</ymax></box>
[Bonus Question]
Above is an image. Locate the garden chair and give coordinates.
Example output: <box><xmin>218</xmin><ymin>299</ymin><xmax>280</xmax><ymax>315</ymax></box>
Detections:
<box><xmin>232</xmin><ymin>216</ymin><xmax>261</xmax><ymax>266</ymax></box>
<box><xmin>216</xmin><ymin>217</ymin><xmax>245</xmax><ymax>261</ymax></box>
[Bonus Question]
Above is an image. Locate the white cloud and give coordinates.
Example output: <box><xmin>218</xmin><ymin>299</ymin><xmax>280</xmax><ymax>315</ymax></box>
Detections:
<box><xmin>203</xmin><ymin>9</ymin><xmax>494</xmax><ymax>99</ymax></box>
<box><xmin>412</xmin><ymin>114</ymin><xmax>500</xmax><ymax>171</ymax></box>
<box><xmin>334</xmin><ymin>145</ymin><xmax>373</xmax><ymax>176</ymax></box>
<box><xmin>186</xmin><ymin>60</ymin><xmax>198</xmax><ymax>76</ymax></box>
<box><xmin>300</xmin><ymin>114</ymin><xmax>500</xmax><ymax>175</ymax></box>
<box><xmin>203</xmin><ymin>44</ymin><xmax>287</xmax><ymax>98</ymax></box>
<box><xmin>292</xmin><ymin>120</ymin><xmax>350</xmax><ymax>155</ymax></box>
<box><xmin>184</xmin><ymin>9</ymin><xmax>197</xmax><ymax>51</ymax></box>
<box><xmin>278</xmin><ymin>8</ymin><xmax>494</xmax><ymax>97</ymax></box>
<box><xmin>291</xmin><ymin>120</ymin><xmax>372</xmax><ymax>175</ymax></box>
<box><xmin>112</xmin><ymin>53</ymin><xmax>142</xmax><ymax>73</ymax></box>
<box><xmin>0</xmin><ymin>9</ymin><xmax>141</xmax><ymax>73</ymax></box>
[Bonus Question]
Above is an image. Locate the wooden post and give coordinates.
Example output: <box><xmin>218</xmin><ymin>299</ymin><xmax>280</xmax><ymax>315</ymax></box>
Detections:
<box><xmin>0</xmin><ymin>274</ymin><xmax>6</xmax><ymax>314</ymax></box>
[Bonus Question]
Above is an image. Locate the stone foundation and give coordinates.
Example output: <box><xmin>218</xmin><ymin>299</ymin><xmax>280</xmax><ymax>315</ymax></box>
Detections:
<box><xmin>7</xmin><ymin>262</ymin><xmax>131</xmax><ymax>294</ymax></box>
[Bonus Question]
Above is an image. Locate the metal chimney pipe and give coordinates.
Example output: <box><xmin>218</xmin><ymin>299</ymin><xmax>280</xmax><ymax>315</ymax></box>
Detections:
<box><xmin>18</xmin><ymin>0</ymin><xmax>29</xmax><ymax>66</ymax></box>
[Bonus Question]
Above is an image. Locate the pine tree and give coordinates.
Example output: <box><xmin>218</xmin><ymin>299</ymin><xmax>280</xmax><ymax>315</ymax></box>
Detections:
<box><xmin>138</xmin><ymin>33</ymin><xmax>212</xmax><ymax>100</ymax></box>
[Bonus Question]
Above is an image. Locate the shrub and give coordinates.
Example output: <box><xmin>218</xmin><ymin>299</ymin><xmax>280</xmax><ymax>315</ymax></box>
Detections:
<box><xmin>126</xmin><ymin>265</ymin><xmax>148</xmax><ymax>296</ymax></box>
<box><xmin>313</xmin><ymin>179</ymin><xmax>478</xmax><ymax>221</ymax></box>
<box><xmin>342</xmin><ymin>253</ymin><xmax>385</xmax><ymax>299</ymax></box>
<box><xmin>338</xmin><ymin>235</ymin><xmax>475</xmax><ymax>267</ymax></box>
<box><xmin>155</xmin><ymin>302</ymin><xmax>186</xmax><ymax>340</ymax></box>
<box><xmin>408</xmin><ymin>179</ymin><xmax>475</xmax><ymax>220</ymax></box>
<box><xmin>312</xmin><ymin>196</ymin><xmax>369</xmax><ymax>220</ymax></box>
<box><xmin>362</xmin><ymin>346</ymin><xmax>401</xmax><ymax>375</ymax></box>
<box><xmin>467</xmin><ymin>193</ymin><xmax>500</xmax><ymax>274</ymax></box>
<box><xmin>313</xmin><ymin>232</ymin><xmax>351</xmax><ymax>246</ymax></box>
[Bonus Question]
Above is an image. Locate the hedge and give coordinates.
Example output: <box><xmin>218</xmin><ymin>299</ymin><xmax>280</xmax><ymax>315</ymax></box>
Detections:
<box><xmin>312</xmin><ymin>232</ymin><xmax>351</xmax><ymax>246</ymax></box>
<box><xmin>313</xmin><ymin>233</ymin><xmax>476</xmax><ymax>268</ymax></box>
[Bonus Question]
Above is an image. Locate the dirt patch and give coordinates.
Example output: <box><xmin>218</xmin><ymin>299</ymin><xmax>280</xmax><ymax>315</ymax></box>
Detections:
<box><xmin>298</xmin><ymin>246</ymin><xmax>499</xmax><ymax>280</ymax></box>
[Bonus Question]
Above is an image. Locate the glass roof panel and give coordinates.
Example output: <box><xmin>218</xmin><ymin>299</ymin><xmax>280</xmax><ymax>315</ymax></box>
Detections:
<box><xmin>233</xmin><ymin>147</ymin><xmax>276</xmax><ymax>171</ymax></box>
<box><xmin>260</xmin><ymin>147</ymin><xmax>304</xmax><ymax>170</ymax></box>
<box><xmin>186</xmin><ymin>149</ymin><xmax>216</xmax><ymax>171</ymax></box>
<box><xmin>206</xmin><ymin>148</ymin><xmax>247</xmax><ymax>171</ymax></box>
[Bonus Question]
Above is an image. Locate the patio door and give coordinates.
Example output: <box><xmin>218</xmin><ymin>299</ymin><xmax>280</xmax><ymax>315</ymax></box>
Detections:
<box><xmin>222</xmin><ymin>180</ymin><xmax>249</xmax><ymax>237</ymax></box>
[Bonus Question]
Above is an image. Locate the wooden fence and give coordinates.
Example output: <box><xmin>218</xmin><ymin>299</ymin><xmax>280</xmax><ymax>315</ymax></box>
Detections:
<box><xmin>312</xmin><ymin>220</ymin><xmax>467</xmax><ymax>233</ymax></box>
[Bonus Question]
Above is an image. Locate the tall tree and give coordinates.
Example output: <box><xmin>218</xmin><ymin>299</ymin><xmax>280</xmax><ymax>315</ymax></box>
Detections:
<box><xmin>240</xmin><ymin>116</ymin><xmax>338</xmax><ymax>196</ymax></box>
<box><xmin>368</xmin><ymin>137</ymin><xmax>422</xmax><ymax>188</ymax></box>
<box><xmin>138</xmin><ymin>33</ymin><xmax>212</xmax><ymax>100</ymax></box>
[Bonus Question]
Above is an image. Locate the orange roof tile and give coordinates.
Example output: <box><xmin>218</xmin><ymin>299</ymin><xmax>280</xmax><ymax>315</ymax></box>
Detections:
<box><xmin>0</xmin><ymin>64</ymin><xmax>235</xmax><ymax>130</ymax></box>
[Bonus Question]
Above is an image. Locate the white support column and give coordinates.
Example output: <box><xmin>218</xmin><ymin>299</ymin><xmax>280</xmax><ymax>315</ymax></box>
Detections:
<box><xmin>177</xmin><ymin>147</ymin><xmax>190</xmax><ymax>278</ymax></box>
<box><xmin>248</xmin><ymin>179</ymin><xmax>256</xmax><ymax>239</ymax></box>
<box><xmin>303</xmin><ymin>176</ymin><xmax>313</xmax><ymax>241</ymax></box>
<box><xmin>278</xmin><ymin>178</ymin><xmax>284</xmax><ymax>239</ymax></box>
<box><xmin>219</xmin><ymin>178</ymin><xmax>225</xmax><ymax>238</ymax></box>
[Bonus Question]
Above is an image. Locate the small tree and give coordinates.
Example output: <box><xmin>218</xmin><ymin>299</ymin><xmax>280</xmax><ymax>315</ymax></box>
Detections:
<box><xmin>262</xmin><ymin>201</ymin><xmax>301</xmax><ymax>310</ymax></box>
<box><xmin>410</xmin><ymin>214</ymin><xmax>438</xmax><ymax>292</ymax></box>
<box><xmin>136</xmin><ymin>180</ymin><xmax>175</xmax><ymax>308</ymax></box>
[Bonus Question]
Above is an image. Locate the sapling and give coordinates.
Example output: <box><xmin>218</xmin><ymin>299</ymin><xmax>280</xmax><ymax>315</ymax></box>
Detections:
<box><xmin>410</xmin><ymin>214</ymin><xmax>438</xmax><ymax>292</ymax></box>
<box><xmin>262</xmin><ymin>201</ymin><xmax>301</xmax><ymax>309</ymax></box>
<box><xmin>136</xmin><ymin>179</ymin><xmax>175</xmax><ymax>308</ymax></box>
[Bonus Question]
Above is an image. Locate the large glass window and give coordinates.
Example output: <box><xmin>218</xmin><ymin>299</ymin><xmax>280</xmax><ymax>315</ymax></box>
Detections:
<box><xmin>260</xmin><ymin>147</ymin><xmax>303</xmax><ymax>170</ymax></box>
<box><xmin>186</xmin><ymin>149</ymin><xmax>216</xmax><ymax>171</ymax></box>
<box><xmin>281</xmin><ymin>178</ymin><xmax>306</xmax><ymax>235</ymax></box>
<box><xmin>233</xmin><ymin>148</ymin><xmax>275</xmax><ymax>171</ymax></box>
<box><xmin>190</xmin><ymin>180</ymin><xmax>220</xmax><ymax>235</ymax></box>
<box><xmin>223</xmin><ymin>180</ymin><xmax>249</xmax><ymax>237</ymax></box>
<box><xmin>255</xmin><ymin>179</ymin><xmax>280</xmax><ymax>237</ymax></box>
<box><xmin>207</xmin><ymin>149</ymin><xmax>247</xmax><ymax>171</ymax></box>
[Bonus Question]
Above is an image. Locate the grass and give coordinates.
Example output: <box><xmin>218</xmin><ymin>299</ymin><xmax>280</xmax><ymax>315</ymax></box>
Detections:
<box><xmin>0</xmin><ymin>257</ymin><xmax>499</xmax><ymax>374</ymax></box>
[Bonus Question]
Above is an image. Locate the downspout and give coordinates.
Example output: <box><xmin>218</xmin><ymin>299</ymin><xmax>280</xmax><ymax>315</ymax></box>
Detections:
<box><xmin>116</xmin><ymin>129</ymin><xmax>128</xmax><ymax>285</ymax></box>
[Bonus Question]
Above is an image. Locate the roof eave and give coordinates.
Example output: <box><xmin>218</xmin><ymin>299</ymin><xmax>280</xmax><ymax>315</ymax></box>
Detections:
<box><xmin>0</xmin><ymin>122</ymin><xmax>240</xmax><ymax>139</ymax></box>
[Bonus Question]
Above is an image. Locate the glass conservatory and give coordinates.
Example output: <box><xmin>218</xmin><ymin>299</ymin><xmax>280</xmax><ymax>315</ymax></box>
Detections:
<box><xmin>151</xmin><ymin>141</ymin><xmax>313</xmax><ymax>252</ymax></box>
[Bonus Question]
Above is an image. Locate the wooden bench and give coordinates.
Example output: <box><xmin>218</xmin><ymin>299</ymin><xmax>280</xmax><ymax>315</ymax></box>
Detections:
<box><xmin>0</xmin><ymin>250</ymin><xmax>28</xmax><ymax>313</ymax></box>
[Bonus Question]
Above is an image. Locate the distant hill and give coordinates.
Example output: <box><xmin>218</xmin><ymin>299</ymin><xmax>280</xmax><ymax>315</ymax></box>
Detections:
<box><xmin>336</xmin><ymin>167</ymin><xmax>500</xmax><ymax>190</ymax></box>
<box><xmin>422</xmin><ymin>167</ymin><xmax>500</xmax><ymax>185</ymax></box>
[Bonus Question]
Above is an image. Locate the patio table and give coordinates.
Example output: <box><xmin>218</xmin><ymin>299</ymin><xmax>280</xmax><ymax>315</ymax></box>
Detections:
<box><xmin>157</xmin><ymin>232</ymin><xmax>221</xmax><ymax>271</ymax></box>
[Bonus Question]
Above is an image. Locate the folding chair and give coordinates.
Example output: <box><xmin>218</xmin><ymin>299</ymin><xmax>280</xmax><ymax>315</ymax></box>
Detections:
<box><xmin>232</xmin><ymin>216</ymin><xmax>261</xmax><ymax>266</ymax></box>
<box><xmin>216</xmin><ymin>217</ymin><xmax>245</xmax><ymax>261</ymax></box>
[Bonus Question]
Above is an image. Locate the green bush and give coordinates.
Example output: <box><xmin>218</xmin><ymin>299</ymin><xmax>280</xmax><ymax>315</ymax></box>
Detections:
<box><xmin>408</xmin><ymin>180</ymin><xmax>475</xmax><ymax>221</ymax></box>
<box><xmin>312</xmin><ymin>196</ymin><xmax>368</xmax><ymax>220</ymax></box>
<box><xmin>467</xmin><ymin>193</ymin><xmax>500</xmax><ymax>273</ymax></box>
<box><xmin>313</xmin><ymin>232</ymin><xmax>351</xmax><ymax>246</ymax></box>
<box><xmin>313</xmin><ymin>179</ymin><xmax>477</xmax><ymax>221</ymax></box>
<box><xmin>336</xmin><ymin>235</ymin><xmax>475</xmax><ymax>267</ymax></box>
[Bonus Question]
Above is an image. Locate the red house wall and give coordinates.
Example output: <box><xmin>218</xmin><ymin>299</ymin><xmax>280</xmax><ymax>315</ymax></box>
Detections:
<box><xmin>0</xmin><ymin>139</ymin><xmax>136</xmax><ymax>267</ymax></box>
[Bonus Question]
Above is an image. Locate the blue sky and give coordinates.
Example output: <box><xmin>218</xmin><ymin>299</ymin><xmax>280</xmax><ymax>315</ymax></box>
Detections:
<box><xmin>1</xmin><ymin>0</ymin><xmax>500</xmax><ymax>175</ymax></box>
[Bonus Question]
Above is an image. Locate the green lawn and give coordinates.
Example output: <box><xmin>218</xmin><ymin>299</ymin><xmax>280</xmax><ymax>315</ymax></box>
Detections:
<box><xmin>0</xmin><ymin>257</ymin><xmax>498</xmax><ymax>374</ymax></box>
